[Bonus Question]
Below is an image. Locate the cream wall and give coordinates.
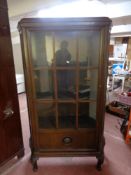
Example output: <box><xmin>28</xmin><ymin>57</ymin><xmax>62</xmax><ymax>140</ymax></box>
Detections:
<box><xmin>7</xmin><ymin>0</ymin><xmax>72</xmax><ymax>17</ymax></box>
<box><xmin>12</xmin><ymin>43</ymin><xmax>24</xmax><ymax>74</ymax></box>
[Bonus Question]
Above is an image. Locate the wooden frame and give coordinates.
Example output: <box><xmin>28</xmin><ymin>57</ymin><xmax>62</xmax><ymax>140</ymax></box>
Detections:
<box><xmin>18</xmin><ymin>17</ymin><xmax>111</xmax><ymax>171</ymax></box>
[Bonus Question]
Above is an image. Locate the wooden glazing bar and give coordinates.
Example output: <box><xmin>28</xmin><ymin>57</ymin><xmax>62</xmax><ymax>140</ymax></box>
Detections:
<box><xmin>76</xmin><ymin>35</ymin><xmax>79</xmax><ymax>129</ymax></box>
<box><xmin>78</xmin><ymin>99</ymin><xmax>96</xmax><ymax>103</ymax></box>
<box><xmin>53</xmin><ymin>32</ymin><xmax>59</xmax><ymax>129</ymax></box>
<box><xmin>33</xmin><ymin>66</ymin><xmax>54</xmax><ymax>70</ymax></box>
<box><xmin>54</xmin><ymin>99</ymin><xmax>96</xmax><ymax>105</ymax></box>
<box><xmin>79</xmin><ymin>66</ymin><xmax>98</xmax><ymax>70</ymax></box>
<box><xmin>35</xmin><ymin>99</ymin><xmax>77</xmax><ymax>103</ymax></box>
<box><xmin>56</xmin><ymin>67</ymin><xmax>76</xmax><ymax>70</ymax></box>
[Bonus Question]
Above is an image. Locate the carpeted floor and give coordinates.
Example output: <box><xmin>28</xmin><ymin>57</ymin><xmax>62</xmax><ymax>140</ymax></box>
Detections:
<box><xmin>0</xmin><ymin>93</ymin><xmax>131</xmax><ymax>175</ymax></box>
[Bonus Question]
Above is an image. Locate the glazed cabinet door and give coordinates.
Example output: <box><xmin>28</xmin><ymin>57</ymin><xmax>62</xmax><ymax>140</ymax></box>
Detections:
<box><xmin>26</xmin><ymin>28</ymin><xmax>102</xmax><ymax>150</ymax></box>
<box><xmin>18</xmin><ymin>17</ymin><xmax>111</xmax><ymax>171</ymax></box>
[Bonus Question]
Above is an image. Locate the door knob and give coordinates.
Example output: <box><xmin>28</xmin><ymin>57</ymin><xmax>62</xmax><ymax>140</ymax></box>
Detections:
<box><xmin>3</xmin><ymin>107</ymin><xmax>14</xmax><ymax>119</ymax></box>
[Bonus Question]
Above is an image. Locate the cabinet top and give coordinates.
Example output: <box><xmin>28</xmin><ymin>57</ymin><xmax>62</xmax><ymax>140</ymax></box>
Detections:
<box><xmin>18</xmin><ymin>17</ymin><xmax>112</xmax><ymax>31</ymax></box>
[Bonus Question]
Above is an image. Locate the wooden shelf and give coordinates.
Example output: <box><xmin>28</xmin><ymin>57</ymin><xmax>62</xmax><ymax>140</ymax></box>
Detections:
<box><xmin>35</xmin><ymin>99</ymin><xmax>96</xmax><ymax>103</ymax></box>
<box><xmin>33</xmin><ymin>66</ymin><xmax>98</xmax><ymax>71</ymax></box>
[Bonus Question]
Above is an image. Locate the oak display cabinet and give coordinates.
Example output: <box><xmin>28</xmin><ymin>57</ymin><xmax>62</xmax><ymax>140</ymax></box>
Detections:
<box><xmin>18</xmin><ymin>17</ymin><xmax>111</xmax><ymax>171</ymax></box>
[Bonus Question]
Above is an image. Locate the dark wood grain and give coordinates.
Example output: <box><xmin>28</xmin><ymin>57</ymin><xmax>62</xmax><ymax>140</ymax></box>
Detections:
<box><xmin>0</xmin><ymin>0</ymin><xmax>24</xmax><ymax>166</ymax></box>
<box><xmin>0</xmin><ymin>0</ymin><xmax>8</xmax><ymax>8</ymax></box>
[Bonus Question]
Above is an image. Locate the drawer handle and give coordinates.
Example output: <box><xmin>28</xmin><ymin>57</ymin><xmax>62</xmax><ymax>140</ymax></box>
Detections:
<box><xmin>63</xmin><ymin>137</ymin><xmax>72</xmax><ymax>144</ymax></box>
<box><xmin>3</xmin><ymin>107</ymin><xmax>14</xmax><ymax>120</ymax></box>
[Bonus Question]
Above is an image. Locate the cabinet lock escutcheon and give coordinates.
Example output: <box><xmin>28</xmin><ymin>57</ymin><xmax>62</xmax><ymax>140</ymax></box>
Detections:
<box><xmin>63</xmin><ymin>137</ymin><xmax>72</xmax><ymax>144</ymax></box>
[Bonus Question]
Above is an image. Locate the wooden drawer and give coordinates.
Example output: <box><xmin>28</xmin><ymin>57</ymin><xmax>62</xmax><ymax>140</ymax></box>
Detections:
<box><xmin>38</xmin><ymin>130</ymin><xmax>96</xmax><ymax>150</ymax></box>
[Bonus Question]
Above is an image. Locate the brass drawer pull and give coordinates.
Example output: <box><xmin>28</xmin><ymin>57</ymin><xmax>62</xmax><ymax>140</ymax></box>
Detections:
<box><xmin>63</xmin><ymin>137</ymin><xmax>72</xmax><ymax>144</ymax></box>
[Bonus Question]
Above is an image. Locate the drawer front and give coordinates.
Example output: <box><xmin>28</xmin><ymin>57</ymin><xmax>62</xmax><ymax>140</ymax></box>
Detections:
<box><xmin>38</xmin><ymin>130</ymin><xmax>96</xmax><ymax>150</ymax></box>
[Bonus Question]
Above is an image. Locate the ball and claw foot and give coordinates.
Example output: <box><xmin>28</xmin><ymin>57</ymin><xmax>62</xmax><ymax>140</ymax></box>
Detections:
<box><xmin>96</xmin><ymin>154</ymin><xmax>104</xmax><ymax>171</ymax></box>
<box><xmin>33</xmin><ymin>161</ymin><xmax>38</xmax><ymax>172</ymax></box>
<box><xmin>96</xmin><ymin>160</ymin><xmax>102</xmax><ymax>171</ymax></box>
<box><xmin>30</xmin><ymin>156</ymin><xmax>38</xmax><ymax>172</ymax></box>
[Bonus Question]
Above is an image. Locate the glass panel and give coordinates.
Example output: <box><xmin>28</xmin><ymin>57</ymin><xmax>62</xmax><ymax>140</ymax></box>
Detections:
<box><xmin>78</xmin><ymin>102</ymin><xmax>96</xmax><ymax>128</ymax></box>
<box><xmin>54</xmin><ymin>32</ymin><xmax>76</xmax><ymax>67</ymax></box>
<box><xmin>37</xmin><ymin>103</ymin><xmax>56</xmax><ymax>129</ymax></box>
<box><xmin>79</xmin><ymin>69</ymin><xmax>98</xmax><ymax>100</ymax></box>
<box><xmin>58</xmin><ymin>103</ymin><xmax>76</xmax><ymax>128</ymax></box>
<box><xmin>34</xmin><ymin>70</ymin><xmax>54</xmax><ymax>99</ymax></box>
<box><xmin>57</xmin><ymin>70</ymin><xmax>76</xmax><ymax>99</ymax></box>
<box><xmin>30</xmin><ymin>31</ymin><xmax>53</xmax><ymax>67</ymax></box>
<box><xmin>78</xmin><ymin>31</ymin><xmax>100</xmax><ymax>67</ymax></box>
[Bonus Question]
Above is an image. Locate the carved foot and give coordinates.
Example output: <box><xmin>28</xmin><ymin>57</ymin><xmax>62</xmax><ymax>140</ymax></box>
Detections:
<box><xmin>29</xmin><ymin>137</ymin><xmax>38</xmax><ymax>171</ymax></box>
<box><xmin>30</xmin><ymin>156</ymin><xmax>38</xmax><ymax>172</ymax></box>
<box><xmin>33</xmin><ymin>159</ymin><xmax>38</xmax><ymax>172</ymax></box>
<box><xmin>96</xmin><ymin>153</ymin><xmax>104</xmax><ymax>171</ymax></box>
<box><xmin>96</xmin><ymin>136</ymin><xmax>105</xmax><ymax>171</ymax></box>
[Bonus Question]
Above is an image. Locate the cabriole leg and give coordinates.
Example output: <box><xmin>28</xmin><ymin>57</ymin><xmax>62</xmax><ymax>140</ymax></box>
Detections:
<box><xmin>32</xmin><ymin>157</ymin><xmax>38</xmax><ymax>172</ymax></box>
<box><xmin>29</xmin><ymin>137</ymin><xmax>38</xmax><ymax>171</ymax></box>
<box><xmin>96</xmin><ymin>153</ymin><xmax>104</xmax><ymax>171</ymax></box>
<box><xmin>96</xmin><ymin>136</ymin><xmax>105</xmax><ymax>171</ymax></box>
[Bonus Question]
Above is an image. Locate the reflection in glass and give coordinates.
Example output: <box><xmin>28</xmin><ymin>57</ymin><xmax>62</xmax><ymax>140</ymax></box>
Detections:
<box><xmin>55</xmin><ymin>40</ymin><xmax>71</xmax><ymax>66</ymax></box>
<box><xmin>58</xmin><ymin>103</ymin><xmax>76</xmax><ymax>128</ymax></box>
<box><xmin>34</xmin><ymin>70</ymin><xmax>54</xmax><ymax>99</ymax></box>
<box><xmin>37</xmin><ymin>103</ymin><xmax>56</xmax><ymax>128</ymax></box>
<box><xmin>57</xmin><ymin>70</ymin><xmax>76</xmax><ymax>99</ymax></box>
<box><xmin>78</xmin><ymin>31</ymin><xmax>100</xmax><ymax>67</ymax></box>
<box><xmin>78</xmin><ymin>103</ymin><xmax>96</xmax><ymax>128</ymax></box>
<box><xmin>30</xmin><ymin>31</ymin><xmax>53</xmax><ymax>67</ymax></box>
<box><xmin>55</xmin><ymin>32</ymin><xmax>76</xmax><ymax>67</ymax></box>
<box><xmin>79</xmin><ymin>69</ymin><xmax>98</xmax><ymax>100</ymax></box>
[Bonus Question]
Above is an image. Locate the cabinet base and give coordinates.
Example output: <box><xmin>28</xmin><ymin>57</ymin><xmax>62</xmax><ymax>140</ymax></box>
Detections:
<box><xmin>29</xmin><ymin>137</ymin><xmax>105</xmax><ymax>171</ymax></box>
<box><xmin>29</xmin><ymin>154</ymin><xmax>104</xmax><ymax>172</ymax></box>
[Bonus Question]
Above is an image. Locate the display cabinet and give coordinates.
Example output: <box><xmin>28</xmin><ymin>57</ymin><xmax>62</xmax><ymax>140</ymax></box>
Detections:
<box><xmin>18</xmin><ymin>17</ymin><xmax>111</xmax><ymax>171</ymax></box>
